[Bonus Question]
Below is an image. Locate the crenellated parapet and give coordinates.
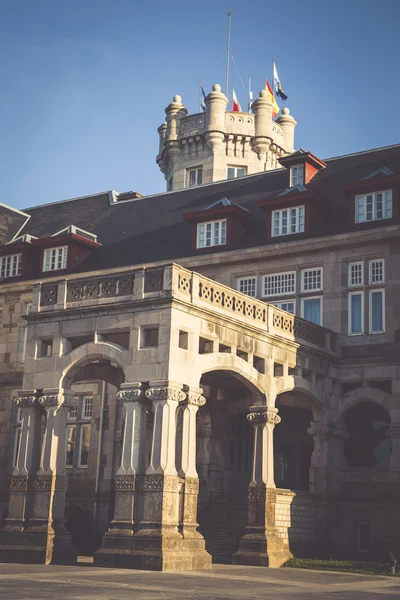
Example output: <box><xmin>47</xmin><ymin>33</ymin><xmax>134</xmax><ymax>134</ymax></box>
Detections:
<box><xmin>156</xmin><ymin>83</ymin><xmax>297</xmax><ymax>191</ymax></box>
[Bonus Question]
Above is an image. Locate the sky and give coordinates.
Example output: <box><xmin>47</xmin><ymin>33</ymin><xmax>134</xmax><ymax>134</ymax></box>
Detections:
<box><xmin>0</xmin><ymin>0</ymin><xmax>399</xmax><ymax>210</ymax></box>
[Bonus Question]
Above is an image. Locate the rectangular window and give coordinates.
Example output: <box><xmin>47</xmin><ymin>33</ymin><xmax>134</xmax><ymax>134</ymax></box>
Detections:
<box><xmin>272</xmin><ymin>206</ymin><xmax>305</xmax><ymax>237</ymax></box>
<box><xmin>68</xmin><ymin>405</ymin><xmax>78</xmax><ymax>420</ymax></box>
<box><xmin>196</xmin><ymin>219</ymin><xmax>227</xmax><ymax>248</ymax></box>
<box><xmin>227</xmin><ymin>166</ymin><xmax>247</xmax><ymax>179</ymax></box>
<box><xmin>187</xmin><ymin>167</ymin><xmax>202</xmax><ymax>188</ymax></box>
<box><xmin>301</xmin><ymin>268</ymin><xmax>323</xmax><ymax>292</ymax></box>
<box><xmin>82</xmin><ymin>396</ymin><xmax>93</xmax><ymax>420</ymax></box>
<box><xmin>263</xmin><ymin>272</ymin><xmax>295</xmax><ymax>297</ymax></box>
<box><xmin>348</xmin><ymin>262</ymin><xmax>363</xmax><ymax>287</ymax></box>
<box><xmin>355</xmin><ymin>190</ymin><xmax>392</xmax><ymax>223</ymax></box>
<box><xmin>369</xmin><ymin>259</ymin><xmax>385</xmax><ymax>284</ymax></box>
<box><xmin>369</xmin><ymin>289</ymin><xmax>385</xmax><ymax>333</ymax></box>
<box><xmin>237</xmin><ymin>277</ymin><xmax>257</xmax><ymax>297</ymax></box>
<box><xmin>78</xmin><ymin>424</ymin><xmax>90</xmax><ymax>468</ymax></box>
<box><xmin>65</xmin><ymin>425</ymin><xmax>76</xmax><ymax>467</ymax></box>
<box><xmin>348</xmin><ymin>292</ymin><xmax>364</xmax><ymax>335</ymax></box>
<box><xmin>43</xmin><ymin>246</ymin><xmax>68</xmax><ymax>272</ymax></box>
<box><xmin>271</xmin><ymin>300</ymin><xmax>295</xmax><ymax>314</ymax></box>
<box><xmin>301</xmin><ymin>296</ymin><xmax>322</xmax><ymax>326</ymax></box>
<box><xmin>140</xmin><ymin>326</ymin><xmax>159</xmax><ymax>348</ymax></box>
<box><xmin>290</xmin><ymin>164</ymin><xmax>304</xmax><ymax>186</ymax></box>
<box><xmin>0</xmin><ymin>254</ymin><xmax>22</xmax><ymax>278</ymax></box>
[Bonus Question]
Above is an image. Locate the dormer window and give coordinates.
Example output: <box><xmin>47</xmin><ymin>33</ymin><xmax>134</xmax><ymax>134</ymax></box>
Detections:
<box><xmin>43</xmin><ymin>246</ymin><xmax>68</xmax><ymax>272</ymax></box>
<box><xmin>196</xmin><ymin>219</ymin><xmax>227</xmax><ymax>248</ymax></box>
<box><xmin>0</xmin><ymin>253</ymin><xmax>22</xmax><ymax>278</ymax></box>
<box><xmin>272</xmin><ymin>206</ymin><xmax>305</xmax><ymax>237</ymax></box>
<box><xmin>290</xmin><ymin>165</ymin><xmax>304</xmax><ymax>187</ymax></box>
<box><xmin>355</xmin><ymin>190</ymin><xmax>392</xmax><ymax>223</ymax></box>
<box><xmin>187</xmin><ymin>167</ymin><xmax>202</xmax><ymax>188</ymax></box>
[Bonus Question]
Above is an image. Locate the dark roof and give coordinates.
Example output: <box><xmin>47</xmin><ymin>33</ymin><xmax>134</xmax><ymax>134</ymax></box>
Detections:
<box><xmin>3</xmin><ymin>143</ymin><xmax>400</xmax><ymax>275</ymax></box>
<box><xmin>0</xmin><ymin>203</ymin><xmax>30</xmax><ymax>245</ymax></box>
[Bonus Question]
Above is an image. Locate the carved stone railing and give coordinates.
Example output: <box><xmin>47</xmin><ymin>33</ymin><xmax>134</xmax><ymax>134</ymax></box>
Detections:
<box><xmin>67</xmin><ymin>274</ymin><xmax>135</xmax><ymax>302</ymax></box>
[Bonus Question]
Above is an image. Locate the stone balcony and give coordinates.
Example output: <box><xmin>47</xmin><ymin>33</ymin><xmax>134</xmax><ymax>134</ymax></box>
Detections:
<box><xmin>33</xmin><ymin>263</ymin><xmax>337</xmax><ymax>356</ymax></box>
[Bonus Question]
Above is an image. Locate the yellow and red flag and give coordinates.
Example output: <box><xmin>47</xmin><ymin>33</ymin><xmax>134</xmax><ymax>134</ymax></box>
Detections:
<box><xmin>265</xmin><ymin>78</ymin><xmax>280</xmax><ymax>117</ymax></box>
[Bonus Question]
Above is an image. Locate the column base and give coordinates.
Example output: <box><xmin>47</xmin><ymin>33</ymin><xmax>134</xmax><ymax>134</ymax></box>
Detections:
<box><xmin>0</xmin><ymin>524</ymin><xmax>77</xmax><ymax>565</ymax></box>
<box><xmin>95</xmin><ymin>527</ymin><xmax>212</xmax><ymax>571</ymax></box>
<box><xmin>232</xmin><ymin>526</ymin><xmax>293</xmax><ymax>568</ymax></box>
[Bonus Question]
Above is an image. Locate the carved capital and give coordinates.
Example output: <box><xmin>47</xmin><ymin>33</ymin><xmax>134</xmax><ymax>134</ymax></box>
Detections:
<box><xmin>38</xmin><ymin>392</ymin><xmax>77</xmax><ymax>409</ymax></box>
<box><xmin>115</xmin><ymin>474</ymin><xmax>136</xmax><ymax>491</ymax></box>
<box><xmin>14</xmin><ymin>395</ymin><xmax>37</xmax><ymax>408</ymax></box>
<box><xmin>34</xmin><ymin>475</ymin><xmax>53</xmax><ymax>491</ymax></box>
<box><xmin>186</xmin><ymin>392</ymin><xmax>206</xmax><ymax>407</ymax></box>
<box><xmin>248</xmin><ymin>487</ymin><xmax>266</xmax><ymax>501</ymax></box>
<box><xmin>117</xmin><ymin>389</ymin><xmax>144</xmax><ymax>403</ymax></box>
<box><xmin>247</xmin><ymin>409</ymin><xmax>281</xmax><ymax>426</ymax></box>
<box><xmin>145</xmin><ymin>386</ymin><xmax>186</xmax><ymax>403</ymax></box>
<box><xmin>9</xmin><ymin>475</ymin><xmax>28</xmax><ymax>491</ymax></box>
<box><xmin>386</xmin><ymin>424</ymin><xmax>400</xmax><ymax>439</ymax></box>
<box><xmin>308</xmin><ymin>422</ymin><xmax>349</xmax><ymax>440</ymax></box>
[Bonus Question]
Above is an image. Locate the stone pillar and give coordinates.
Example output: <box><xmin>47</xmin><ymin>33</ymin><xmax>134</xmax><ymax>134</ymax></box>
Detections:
<box><xmin>233</xmin><ymin>406</ymin><xmax>292</xmax><ymax>567</ymax></box>
<box><xmin>386</xmin><ymin>422</ymin><xmax>400</xmax><ymax>471</ymax></box>
<box><xmin>275</xmin><ymin>107</ymin><xmax>297</xmax><ymax>153</ymax></box>
<box><xmin>95</xmin><ymin>383</ymin><xmax>148</xmax><ymax>568</ymax></box>
<box><xmin>25</xmin><ymin>388</ymin><xmax>77</xmax><ymax>565</ymax></box>
<box><xmin>178</xmin><ymin>388</ymin><xmax>206</xmax><ymax>541</ymax></box>
<box><xmin>251</xmin><ymin>90</ymin><xmax>273</xmax><ymax>161</ymax></box>
<box><xmin>0</xmin><ymin>391</ymin><xmax>42</xmax><ymax>562</ymax></box>
<box><xmin>308</xmin><ymin>422</ymin><xmax>349</xmax><ymax>494</ymax></box>
<box><xmin>205</xmin><ymin>84</ymin><xmax>228</xmax><ymax>154</ymax></box>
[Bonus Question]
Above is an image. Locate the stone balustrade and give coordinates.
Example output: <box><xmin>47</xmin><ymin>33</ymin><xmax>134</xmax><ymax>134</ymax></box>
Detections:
<box><xmin>33</xmin><ymin>263</ymin><xmax>337</xmax><ymax>354</ymax></box>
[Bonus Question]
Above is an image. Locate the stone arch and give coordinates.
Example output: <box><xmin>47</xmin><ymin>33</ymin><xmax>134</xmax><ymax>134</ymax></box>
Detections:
<box><xmin>340</xmin><ymin>386</ymin><xmax>396</xmax><ymax>420</ymax></box>
<box><xmin>196</xmin><ymin>352</ymin><xmax>266</xmax><ymax>399</ymax></box>
<box><xmin>60</xmin><ymin>342</ymin><xmax>127</xmax><ymax>389</ymax></box>
<box><xmin>275</xmin><ymin>376</ymin><xmax>325</xmax><ymax>421</ymax></box>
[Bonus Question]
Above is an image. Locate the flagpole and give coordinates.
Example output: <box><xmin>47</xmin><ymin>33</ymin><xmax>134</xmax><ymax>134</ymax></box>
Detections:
<box><xmin>248</xmin><ymin>77</ymin><xmax>252</xmax><ymax>113</ymax></box>
<box><xmin>199</xmin><ymin>80</ymin><xmax>202</xmax><ymax>113</ymax></box>
<box><xmin>225</xmin><ymin>11</ymin><xmax>232</xmax><ymax>102</ymax></box>
<box><xmin>272</xmin><ymin>58</ymin><xmax>275</xmax><ymax>98</ymax></box>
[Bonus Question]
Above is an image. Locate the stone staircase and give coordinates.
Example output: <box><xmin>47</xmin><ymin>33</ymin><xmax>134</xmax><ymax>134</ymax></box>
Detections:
<box><xmin>199</xmin><ymin>494</ymin><xmax>248</xmax><ymax>564</ymax></box>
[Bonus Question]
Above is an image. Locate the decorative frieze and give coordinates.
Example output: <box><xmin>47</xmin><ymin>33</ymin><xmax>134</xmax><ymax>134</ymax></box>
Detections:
<box><xmin>34</xmin><ymin>475</ymin><xmax>53</xmax><ymax>491</ymax></box>
<box><xmin>115</xmin><ymin>475</ymin><xmax>136</xmax><ymax>491</ymax></box>
<box><xmin>145</xmin><ymin>386</ymin><xmax>186</xmax><ymax>403</ymax></box>
<box><xmin>144</xmin><ymin>269</ymin><xmax>164</xmax><ymax>293</ymax></box>
<box><xmin>117</xmin><ymin>389</ymin><xmax>144</xmax><ymax>403</ymax></box>
<box><xmin>67</xmin><ymin>274</ymin><xmax>135</xmax><ymax>302</ymax></box>
<box><xmin>14</xmin><ymin>395</ymin><xmax>37</xmax><ymax>408</ymax></box>
<box><xmin>248</xmin><ymin>487</ymin><xmax>266</xmax><ymax>501</ymax></box>
<box><xmin>247</xmin><ymin>410</ymin><xmax>281</xmax><ymax>426</ymax></box>
<box><xmin>143</xmin><ymin>474</ymin><xmax>180</xmax><ymax>492</ymax></box>
<box><xmin>40</xmin><ymin>284</ymin><xmax>58</xmax><ymax>307</ymax></box>
<box><xmin>38</xmin><ymin>393</ymin><xmax>77</xmax><ymax>409</ymax></box>
<box><xmin>9</xmin><ymin>475</ymin><xmax>28</xmax><ymax>491</ymax></box>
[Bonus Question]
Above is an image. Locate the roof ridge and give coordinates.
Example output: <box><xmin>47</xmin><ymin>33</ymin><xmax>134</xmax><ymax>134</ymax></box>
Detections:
<box><xmin>323</xmin><ymin>143</ymin><xmax>400</xmax><ymax>163</ymax></box>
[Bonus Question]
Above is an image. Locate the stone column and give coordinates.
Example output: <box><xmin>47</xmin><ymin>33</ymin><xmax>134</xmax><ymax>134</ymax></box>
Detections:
<box><xmin>4</xmin><ymin>392</ymin><xmax>41</xmax><ymax>532</ymax></box>
<box><xmin>233</xmin><ymin>406</ymin><xmax>292</xmax><ymax>567</ymax></box>
<box><xmin>308</xmin><ymin>422</ymin><xmax>349</xmax><ymax>494</ymax></box>
<box><xmin>386</xmin><ymin>422</ymin><xmax>400</xmax><ymax>471</ymax></box>
<box><xmin>177</xmin><ymin>388</ymin><xmax>206</xmax><ymax>541</ymax></box>
<box><xmin>25</xmin><ymin>388</ymin><xmax>77</xmax><ymax>565</ymax></box>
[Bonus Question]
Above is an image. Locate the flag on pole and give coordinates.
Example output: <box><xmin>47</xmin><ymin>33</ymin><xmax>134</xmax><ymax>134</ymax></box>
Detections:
<box><xmin>265</xmin><ymin>79</ymin><xmax>280</xmax><ymax>117</ymax></box>
<box><xmin>200</xmin><ymin>85</ymin><xmax>206</xmax><ymax>112</ymax></box>
<box><xmin>232</xmin><ymin>87</ymin><xmax>242</xmax><ymax>112</ymax></box>
<box><xmin>273</xmin><ymin>62</ymin><xmax>288</xmax><ymax>101</ymax></box>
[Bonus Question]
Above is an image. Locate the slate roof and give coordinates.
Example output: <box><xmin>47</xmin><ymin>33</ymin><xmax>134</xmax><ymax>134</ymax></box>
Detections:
<box><xmin>0</xmin><ymin>203</ymin><xmax>30</xmax><ymax>245</ymax></box>
<box><xmin>2</xmin><ymin>143</ymin><xmax>400</xmax><ymax>276</ymax></box>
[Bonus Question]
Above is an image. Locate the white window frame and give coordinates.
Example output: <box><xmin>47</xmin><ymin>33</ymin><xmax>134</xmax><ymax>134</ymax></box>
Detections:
<box><xmin>290</xmin><ymin>164</ymin><xmax>304</xmax><ymax>187</ymax></box>
<box><xmin>263</xmin><ymin>272</ymin><xmax>296</xmax><ymax>297</ymax></box>
<box><xmin>271</xmin><ymin>205</ymin><xmax>305</xmax><ymax>237</ymax></box>
<box><xmin>348</xmin><ymin>291</ymin><xmax>364</xmax><ymax>336</ymax></box>
<box><xmin>77</xmin><ymin>423</ymin><xmax>91</xmax><ymax>468</ymax></box>
<box><xmin>348</xmin><ymin>262</ymin><xmax>363</xmax><ymax>287</ymax></box>
<box><xmin>369</xmin><ymin>259</ymin><xmax>385</xmax><ymax>284</ymax></box>
<box><xmin>301</xmin><ymin>296</ymin><xmax>323</xmax><ymax>326</ymax></box>
<box><xmin>82</xmin><ymin>396</ymin><xmax>93</xmax><ymax>420</ymax></box>
<box><xmin>65</xmin><ymin>424</ymin><xmax>76</xmax><ymax>468</ymax></box>
<box><xmin>355</xmin><ymin>189</ymin><xmax>392</xmax><ymax>223</ymax></box>
<box><xmin>186</xmin><ymin>167</ymin><xmax>203</xmax><ymax>188</ymax></box>
<box><xmin>43</xmin><ymin>246</ymin><xmax>68</xmax><ymax>272</ymax></box>
<box><xmin>0</xmin><ymin>253</ymin><xmax>22</xmax><ymax>278</ymax></box>
<box><xmin>237</xmin><ymin>277</ymin><xmax>257</xmax><ymax>297</ymax></box>
<box><xmin>369</xmin><ymin>289</ymin><xmax>385</xmax><ymax>334</ymax></box>
<box><xmin>301</xmin><ymin>267</ymin><xmax>323</xmax><ymax>293</ymax></box>
<box><xmin>271</xmin><ymin>300</ymin><xmax>296</xmax><ymax>314</ymax></box>
<box><xmin>227</xmin><ymin>166</ymin><xmax>247</xmax><ymax>179</ymax></box>
<box><xmin>196</xmin><ymin>219</ymin><xmax>227</xmax><ymax>249</ymax></box>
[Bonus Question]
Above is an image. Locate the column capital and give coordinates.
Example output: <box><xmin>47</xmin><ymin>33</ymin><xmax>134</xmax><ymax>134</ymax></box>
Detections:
<box><xmin>38</xmin><ymin>389</ymin><xmax>77</xmax><ymax>409</ymax></box>
<box><xmin>247</xmin><ymin>406</ymin><xmax>281</xmax><ymax>426</ymax></box>
<box><xmin>145</xmin><ymin>380</ymin><xmax>186</xmax><ymax>403</ymax></box>
<box><xmin>186</xmin><ymin>387</ymin><xmax>206</xmax><ymax>407</ymax></box>
<box><xmin>14</xmin><ymin>390</ymin><xmax>38</xmax><ymax>408</ymax></box>
<box><xmin>117</xmin><ymin>382</ymin><xmax>145</xmax><ymax>403</ymax></box>
<box><xmin>386</xmin><ymin>423</ymin><xmax>400</xmax><ymax>439</ymax></box>
<box><xmin>308</xmin><ymin>421</ymin><xmax>349</xmax><ymax>440</ymax></box>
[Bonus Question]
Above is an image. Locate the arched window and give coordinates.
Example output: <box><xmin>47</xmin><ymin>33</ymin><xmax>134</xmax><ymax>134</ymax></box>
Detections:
<box><xmin>344</xmin><ymin>402</ymin><xmax>391</xmax><ymax>468</ymax></box>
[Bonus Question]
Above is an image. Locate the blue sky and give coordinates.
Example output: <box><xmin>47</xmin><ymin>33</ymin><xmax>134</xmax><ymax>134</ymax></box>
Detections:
<box><xmin>1</xmin><ymin>0</ymin><xmax>399</xmax><ymax>209</ymax></box>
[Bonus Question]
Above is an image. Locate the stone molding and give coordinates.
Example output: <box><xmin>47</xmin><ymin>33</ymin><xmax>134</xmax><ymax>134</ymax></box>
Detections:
<box><xmin>143</xmin><ymin>474</ymin><xmax>180</xmax><ymax>492</ymax></box>
<box><xmin>116</xmin><ymin>389</ymin><xmax>144</xmax><ymax>403</ymax></box>
<box><xmin>186</xmin><ymin>392</ymin><xmax>206</xmax><ymax>407</ymax></box>
<box><xmin>307</xmin><ymin>422</ymin><xmax>349</xmax><ymax>440</ymax></box>
<box><xmin>38</xmin><ymin>393</ymin><xmax>78</xmax><ymax>409</ymax></box>
<box><xmin>14</xmin><ymin>395</ymin><xmax>37</xmax><ymax>408</ymax></box>
<box><xmin>115</xmin><ymin>474</ymin><xmax>136</xmax><ymax>491</ymax></box>
<box><xmin>248</xmin><ymin>487</ymin><xmax>266</xmax><ymax>501</ymax></box>
<box><xmin>34</xmin><ymin>475</ymin><xmax>53</xmax><ymax>491</ymax></box>
<box><xmin>184</xmin><ymin>477</ymin><xmax>199</xmax><ymax>493</ymax></box>
<box><xmin>247</xmin><ymin>409</ymin><xmax>281</xmax><ymax>426</ymax></box>
<box><xmin>9</xmin><ymin>475</ymin><xmax>29</xmax><ymax>491</ymax></box>
<box><xmin>145</xmin><ymin>386</ymin><xmax>186</xmax><ymax>403</ymax></box>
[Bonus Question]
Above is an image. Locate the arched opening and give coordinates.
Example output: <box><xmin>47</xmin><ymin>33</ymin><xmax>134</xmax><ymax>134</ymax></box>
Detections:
<box><xmin>62</xmin><ymin>358</ymin><xmax>126</xmax><ymax>556</ymax></box>
<box><xmin>196</xmin><ymin>369</ymin><xmax>256</xmax><ymax>563</ymax></box>
<box><xmin>274</xmin><ymin>391</ymin><xmax>314</xmax><ymax>491</ymax></box>
<box><xmin>344</xmin><ymin>401</ymin><xmax>391</xmax><ymax>468</ymax></box>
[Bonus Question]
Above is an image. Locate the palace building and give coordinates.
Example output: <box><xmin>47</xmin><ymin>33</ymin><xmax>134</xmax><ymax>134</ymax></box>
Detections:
<box><xmin>0</xmin><ymin>85</ymin><xmax>399</xmax><ymax>570</ymax></box>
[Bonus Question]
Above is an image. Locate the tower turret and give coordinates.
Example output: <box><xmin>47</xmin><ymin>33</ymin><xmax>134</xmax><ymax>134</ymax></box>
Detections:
<box><xmin>156</xmin><ymin>84</ymin><xmax>297</xmax><ymax>192</ymax></box>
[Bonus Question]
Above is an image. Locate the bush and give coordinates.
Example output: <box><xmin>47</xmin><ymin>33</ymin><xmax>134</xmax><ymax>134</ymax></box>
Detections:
<box><xmin>283</xmin><ymin>557</ymin><xmax>398</xmax><ymax>577</ymax></box>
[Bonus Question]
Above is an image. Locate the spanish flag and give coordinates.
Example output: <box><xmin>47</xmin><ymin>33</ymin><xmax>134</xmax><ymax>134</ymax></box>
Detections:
<box><xmin>265</xmin><ymin>78</ymin><xmax>280</xmax><ymax>118</ymax></box>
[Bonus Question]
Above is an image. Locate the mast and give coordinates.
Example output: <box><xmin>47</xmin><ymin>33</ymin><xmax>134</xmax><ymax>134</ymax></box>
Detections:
<box><xmin>225</xmin><ymin>11</ymin><xmax>232</xmax><ymax>102</ymax></box>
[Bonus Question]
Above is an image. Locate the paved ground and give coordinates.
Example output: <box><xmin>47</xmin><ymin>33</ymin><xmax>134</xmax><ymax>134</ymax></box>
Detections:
<box><xmin>0</xmin><ymin>562</ymin><xmax>399</xmax><ymax>599</ymax></box>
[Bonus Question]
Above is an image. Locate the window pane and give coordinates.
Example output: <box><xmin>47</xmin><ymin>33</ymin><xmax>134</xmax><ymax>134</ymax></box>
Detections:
<box><xmin>384</xmin><ymin>191</ymin><xmax>392</xmax><ymax>217</ymax></box>
<box><xmin>238</xmin><ymin>278</ymin><xmax>256</xmax><ymax>297</ymax></box>
<box><xmin>264</xmin><ymin>272</ymin><xmax>295</xmax><ymax>296</ymax></box>
<box><xmin>350</xmin><ymin>294</ymin><xmax>362</xmax><ymax>334</ymax></box>
<box><xmin>369</xmin><ymin>259</ymin><xmax>384</xmax><ymax>284</ymax></box>
<box><xmin>371</xmin><ymin>291</ymin><xmax>384</xmax><ymax>332</ymax></box>
<box><xmin>220</xmin><ymin>220</ymin><xmax>227</xmax><ymax>244</ymax></box>
<box><xmin>237</xmin><ymin>168</ymin><xmax>246</xmax><ymax>177</ymax></box>
<box><xmin>227</xmin><ymin>168</ymin><xmax>235</xmax><ymax>179</ymax></box>
<box><xmin>82</xmin><ymin>397</ymin><xmax>92</xmax><ymax>419</ymax></box>
<box><xmin>197</xmin><ymin>169</ymin><xmax>202</xmax><ymax>185</ymax></box>
<box><xmin>303</xmin><ymin>298</ymin><xmax>321</xmax><ymax>325</ymax></box>
<box><xmin>79</xmin><ymin>424</ymin><xmax>90</xmax><ymax>467</ymax></box>
<box><xmin>302</xmin><ymin>268</ymin><xmax>322</xmax><ymax>291</ymax></box>
<box><xmin>66</xmin><ymin>425</ymin><xmax>76</xmax><ymax>466</ymax></box>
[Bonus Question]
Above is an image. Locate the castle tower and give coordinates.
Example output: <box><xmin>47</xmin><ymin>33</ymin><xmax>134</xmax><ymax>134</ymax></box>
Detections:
<box><xmin>156</xmin><ymin>84</ymin><xmax>297</xmax><ymax>192</ymax></box>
